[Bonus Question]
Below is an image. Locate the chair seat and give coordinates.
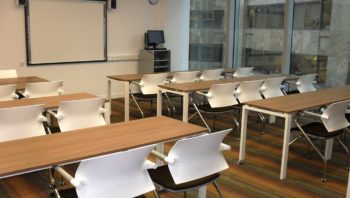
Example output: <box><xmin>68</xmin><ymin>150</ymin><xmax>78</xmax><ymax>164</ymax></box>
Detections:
<box><xmin>132</xmin><ymin>93</ymin><xmax>157</xmax><ymax>100</ymax></box>
<box><xmin>148</xmin><ymin>165</ymin><xmax>219</xmax><ymax>191</ymax></box>
<box><xmin>291</xmin><ymin>122</ymin><xmax>344</xmax><ymax>138</ymax></box>
<box><xmin>197</xmin><ymin>104</ymin><xmax>236</xmax><ymax>113</ymax></box>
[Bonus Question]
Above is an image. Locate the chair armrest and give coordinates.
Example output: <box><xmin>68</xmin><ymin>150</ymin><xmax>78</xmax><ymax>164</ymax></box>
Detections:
<box><xmin>220</xmin><ymin>143</ymin><xmax>231</xmax><ymax>151</ymax></box>
<box><xmin>11</xmin><ymin>93</ymin><xmax>19</xmax><ymax>100</ymax></box>
<box><xmin>131</xmin><ymin>81</ymin><xmax>142</xmax><ymax>87</ymax></box>
<box><xmin>285</xmin><ymin>80</ymin><xmax>297</xmax><ymax>85</ymax></box>
<box><xmin>54</xmin><ymin>166</ymin><xmax>85</xmax><ymax>188</ymax></box>
<box><xmin>195</xmin><ymin>91</ymin><xmax>208</xmax><ymax>97</ymax></box>
<box><xmin>151</xmin><ymin>150</ymin><xmax>175</xmax><ymax>165</ymax></box>
<box><xmin>17</xmin><ymin>91</ymin><xmax>30</xmax><ymax>98</ymax></box>
<box><xmin>57</xmin><ymin>89</ymin><xmax>64</xmax><ymax>95</ymax></box>
<box><xmin>302</xmin><ymin>110</ymin><xmax>322</xmax><ymax>118</ymax></box>
<box><xmin>143</xmin><ymin>160</ymin><xmax>157</xmax><ymax>170</ymax></box>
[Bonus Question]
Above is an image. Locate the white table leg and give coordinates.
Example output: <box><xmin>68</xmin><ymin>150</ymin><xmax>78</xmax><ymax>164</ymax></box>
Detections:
<box><xmin>280</xmin><ymin>114</ymin><xmax>292</xmax><ymax>180</ymax></box>
<box><xmin>183</xmin><ymin>93</ymin><xmax>189</xmax><ymax>122</ymax></box>
<box><xmin>198</xmin><ymin>185</ymin><xmax>206</xmax><ymax>198</ymax></box>
<box><xmin>239</xmin><ymin>106</ymin><xmax>249</xmax><ymax>163</ymax></box>
<box><xmin>124</xmin><ymin>81</ymin><xmax>129</xmax><ymax>122</ymax></box>
<box><xmin>104</xmin><ymin>102</ymin><xmax>111</xmax><ymax>124</ymax></box>
<box><xmin>157</xmin><ymin>89</ymin><xmax>162</xmax><ymax>116</ymax></box>
<box><xmin>325</xmin><ymin>138</ymin><xmax>334</xmax><ymax>160</ymax></box>
<box><xmin>347</xmin><ymin>170</ymin><xmax>350</xmax><ymax>198</ymax></box>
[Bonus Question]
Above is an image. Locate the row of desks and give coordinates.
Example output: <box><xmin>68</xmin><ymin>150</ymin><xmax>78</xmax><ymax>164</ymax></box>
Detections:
<box><xmin>0</xmin><ymin>75</ymin><xmax>209</xmax><ymax>197</ymax></box>
<box><xmin>108</xmin><ymin>72</ymin><xmax>350</xmax><ymax>181</ymax></box>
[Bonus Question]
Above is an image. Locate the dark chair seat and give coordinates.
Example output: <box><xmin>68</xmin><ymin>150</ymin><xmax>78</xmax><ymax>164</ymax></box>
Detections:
<box><xmin>197</xmin><ymin>104</ymin><xmax>236</xmax><ymax>113</ymax></box>
<box><xmin>132</xmin><ymin>93</ymin><xmax>157</xmax><ymax>100</ymax></box>
<box><xmin>148</xmin><ymin>165</ymin><xmax>219</xmax><ymax>191</ymax></box>
<box><xmin>291</xmin><ymin>122</ymin><xmax>344</xmax><ymax>138</ymax></box>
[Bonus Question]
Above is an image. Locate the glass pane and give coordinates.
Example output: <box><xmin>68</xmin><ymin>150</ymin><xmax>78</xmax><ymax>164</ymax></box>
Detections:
<box><xmin>189</xmin><ymin>0</ymin><xmax>229</xmax><ymax>70</ymax></box>
<box><xmin>238</xmin><ymin>0</ymin><xmax>285</xmax><ymax>74</ymax></box>
<box><xmin>290</xmin><ymin>0</ymin><xmax>350</xmax><ymax>87</ymax></box>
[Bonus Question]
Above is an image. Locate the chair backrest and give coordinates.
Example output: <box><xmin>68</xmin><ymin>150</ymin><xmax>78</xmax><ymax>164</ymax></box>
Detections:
<box><xmin>207</xmin><ymin>82</ymin><xmax>240</xmax><ymax>108</ymax></box>
<box><xmin>233</xmin><ymin>67</ymin><xmax>254</xmax><ymax>77</ymax></box>
<box><xmin>140</xmin><ymin>73</ymin><xmax>169</xmax><ymax>95</ymax></box>
<box><xmin>0</xmin><ymin>104</ymin><xmax>46</xmax><ymax>142</ymax></box>
<box><xmin>75</xmin><ymin>144</ymin><xmax>156</xmax><ymax>198</ymax></box>
<box><xmin>321</xmin><ymin>100</ymin><xmax>350</xmax><ymax>132</ymax></box>
<box><xmin>260</xmin><ymin>77</ymin><xmax>286</xmax><ymax>99</ymax></box>
<box><xmin>0</xmin><ymin>84</ymin><xmax>18</xmax><ymax>101</ymax></box>
<box><xmin>167</xmin><ymin>129</ymin><xmax>230</xmax><ymax>184</ymax></box>
<box><xmin>24</xmin><ymin>81</ymin><xmax>63</xmax><ymax>98</ymax></box>
<box><xmin>0</xmin><ymin>69</ymin><xmax>17</xmax><ymax>78</ymax></box>
<box><xmin>171</xmin><ymin>71</ymin><xmax>199</xmax><ymax>83</ymax></box>
<box><xmin>56</xmin><ymin>98</ymin><xmax>106</xmax><ymax>132</ymax></box>
<box><xmin>296</xmin><ymin>73</ymin><xmax>317</xmax><ymax>93</ymax></box>
<box><xmin>199</xmin><ymin>69</ymin><xmax>224</xmax><ymax>81</ymax></box>
<box><xmin>235</xmin><ymin>79</ymin><xmax>264</xmax><ymax>103</ymax></box>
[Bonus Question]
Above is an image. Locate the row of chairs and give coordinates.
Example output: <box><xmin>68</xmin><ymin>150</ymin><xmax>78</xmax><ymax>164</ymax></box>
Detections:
<box><xmin>129</xmin><ymin>67</ymin><xmax>255</xmax><ymax>118</ymax></box>
<box><xmin>0</xmin><ymin>81</ymin><xmax>64</xmax><ymax>101</ymax></box>
<box><xmin>0</xmin><ymin>98</ymin><xmax>231</xmax><ymax>198</ymax></box>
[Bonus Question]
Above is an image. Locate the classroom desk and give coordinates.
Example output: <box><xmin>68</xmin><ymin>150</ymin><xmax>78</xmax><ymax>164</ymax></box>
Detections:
<box><xmin>0</xmin><ymin>92</ymin><xmax>110</xmax><ymax>124</ymax></box>
<box><xmin>0</xmin><ymin>116</ymin><xmax>207</xmax><ymax>196</ymax></box>
<box><xmin>106</xmin><ymin>68</ymin><xmax>235</xmax><ymax>122</ymax></box>
<box><xmin>0</xmin><ymin>93</ymin><xmax>96</xmax><ymax>109</ymax></box>
<box><xmin>0</xmin><ymin>76</ymin><xmax>48</xmax><ymax>90</ymax></box>
<box><xmin>238</xmin><ymin>85</ymin><xmax>350</xmax><ymax>180</ymax></box>
<box><xmin>157</xmin><ymin>74</ymin><xmax>294</xmax><ymax>122</ymax></box>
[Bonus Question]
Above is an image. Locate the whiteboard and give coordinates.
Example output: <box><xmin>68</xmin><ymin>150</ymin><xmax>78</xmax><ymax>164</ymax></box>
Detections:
<box><xmin>25</xmin><ymin>0</ymin><xmax>107</xmax><ymax>65</ymax></box>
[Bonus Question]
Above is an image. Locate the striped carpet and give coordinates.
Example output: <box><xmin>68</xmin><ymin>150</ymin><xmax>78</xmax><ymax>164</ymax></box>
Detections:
<box><xmin>0</xmin><ymin>98</ymin><xmax>347</xmax><ymax>197</ymax></box>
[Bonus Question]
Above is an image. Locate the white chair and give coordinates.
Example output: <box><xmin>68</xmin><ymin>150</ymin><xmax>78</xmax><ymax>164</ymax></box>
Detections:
<box><xmin>0</xmin><ymin>84</ymin><xmax>19</xmax><ymax>101</ymax></box>
<box><xmin>235</xmin><ymin>80</ymin><xmax>266</xmax><ymax>133</ymax></box>
<box><xmin>130</xmin><ymin>73</ymin><xmax>173</xmax><ymax>117</ymax></box>
<box><xmin>191</xmin><ymin>83</ymin><xmax>240</xmax><ymax>132</ymax></box>
<box><xmin>23</xmin><ymin>81</ymin><xmax>64</xmax><ymax>98</ymax></box>
<box><xmin>0</xmin><ymin>104</ymin><xmax>47</xmax><ymax>142</ymax></box>
<box><xmin>260</xmin><ymin>77</ymin><xmax>286</xmax><ymax>99</ymax></box>
<box><xmin>232</xmin><ymin>67</ymin><xmax>254</xmax><ymax>77</ymax></box>
<box><xmin>149</xmin><ymin>129</ymin><xmax>231</xmax><ymax>197</ymax></box>
<box><xmin>50</xmin><ymin>98</ymin><xmax>107</xmax><ymax>132</ymax></box>
<box><xmin>291</xmin><ymin>100</ymin><xmax>350</xmax><ymax>182</ymax></box>
<box><xmin>295</xmin><ymin>73</ymin><xmax>317</xmax><ymax>93</ymax></box>
<box><xmin>199</xmin><ymin>69</ymin><xmax>224</xmax><ymax>81</ymax></box>
<box><xmin>0</xmin><ymin>69</ymin><xmax>17</xmax><ymax>78</ymax></box>
<box><xmin>170</xmin><ymin>71</ymin><xmax>199</xmax><ymax>83</ymax></box>
<box><xmin>55</xmin><ymin>144</ymin><xmax>158</xmax><ymax>198</ymax></box>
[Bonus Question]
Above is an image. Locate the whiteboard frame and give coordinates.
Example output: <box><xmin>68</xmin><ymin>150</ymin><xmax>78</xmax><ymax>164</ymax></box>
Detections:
<box><xmin>24</xmin><ymin>0</ymin><xmax>108</xmax><ymax>66</ymax></box>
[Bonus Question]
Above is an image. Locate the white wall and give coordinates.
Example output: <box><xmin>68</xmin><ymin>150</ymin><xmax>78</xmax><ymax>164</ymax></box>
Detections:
<box><xmin>163</xmin><ymin>0</ymin><xmax>190</xmax><ymax>71</ymax></box>
<box><xmin>0</xmin><ymin>0</ymin><xmax>189</xmax><ymax>98</ymax></box>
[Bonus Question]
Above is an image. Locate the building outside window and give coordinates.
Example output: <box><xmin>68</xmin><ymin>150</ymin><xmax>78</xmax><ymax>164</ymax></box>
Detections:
<box><xmin>189</xmin><ymin>0</ymin><xmax>229</xmax><ymax>70</ymax></box>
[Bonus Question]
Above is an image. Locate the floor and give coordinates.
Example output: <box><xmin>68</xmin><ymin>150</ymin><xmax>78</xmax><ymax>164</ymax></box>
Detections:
<box><xmin>0</xmin><ymin>98</ymin><xmax>348</xmax><ymax>197</ymax></box>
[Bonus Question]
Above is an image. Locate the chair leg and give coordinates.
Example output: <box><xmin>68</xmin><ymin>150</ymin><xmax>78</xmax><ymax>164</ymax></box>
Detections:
<box><xmin>153</xmin><ymin>190</ymin><xmax>160</xmax><ymax>198</ymax></box>
<box><xmin>257</xmin><ymin>112</ymin><xmax>265</xmax><ymax>134</ymax></box>
<box><xmin>129</xmin><ymin>89</ymin><xmax>144</xmax><ymax>118</ymax></box>
<box><xmin>322</xmin><ymin>160</ymin><xmax>327</xmax><ymax>182</ymax></box>
<box><xmin>48</xmin><ymin>169</ymin><xmax>61</xmax><ymax>198</ymax></box>
<box><xmin>184</xmin><ymin>191</ymin><xmax>187</xmax><ymax>198</ymax></box>
<box><xmin>213</xmin><ymin>181</ymin><xmax>224</xmax><ymax>198</ymax></box>
<box><xmin>337</xmin><ymin>136</ymin><xmax>349</xmax><ymax>170</ymax></box>
<box><xmin>230</xmin><ymin>112</ymin><xmax>240</xmax><ymax>141</ymax></box>
<box><xmin>192</xmin><ymin>103</ymin><xmax>211</xmax><ymax>132</ymax></box>
<box><xmin>295</xmin><ymin>121</ymin><xmax>328</xmax><ymax>181</ymax></box>
<box><xmin>164</xmin><ymin>93</ymin><xmax>176</xmax><ymax>116</ymax></box>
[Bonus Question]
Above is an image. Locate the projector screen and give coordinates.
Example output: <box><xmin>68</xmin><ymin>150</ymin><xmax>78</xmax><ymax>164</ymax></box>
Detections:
<box><xmin>25</xmin><ymin>0</ymin><xmax>107</xmax><ymax>65</ymax></box>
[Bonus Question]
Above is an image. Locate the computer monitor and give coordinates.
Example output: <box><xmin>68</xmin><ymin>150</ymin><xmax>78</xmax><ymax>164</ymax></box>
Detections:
<box><xmin>146</xmin><ymin>30</ymin><xmax>165</xmax><ymax>49</ymax></box>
